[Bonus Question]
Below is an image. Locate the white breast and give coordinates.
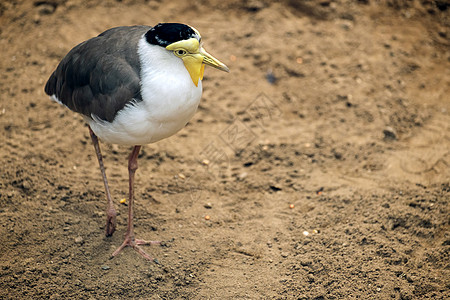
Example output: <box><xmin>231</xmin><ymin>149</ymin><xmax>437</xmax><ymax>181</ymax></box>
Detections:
<box><xmin>87</xmin><ymin>36</ymin><xmax>202</xmax><ymax>145</ymax></box>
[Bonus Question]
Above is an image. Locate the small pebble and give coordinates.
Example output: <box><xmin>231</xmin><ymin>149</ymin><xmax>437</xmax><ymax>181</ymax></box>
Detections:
<box><xmin>74</xmin><ymin>236</ymin><xmax>83</xmax><ymax>244</ymax></box>
<box><xmin>204</xmin><ymin>203</ymin><xmax>213</xmax><ymax>209</ymax></box>
<box><xmin>101</xmin><ymin>265</ymin><xmax>110</xmax><ymax>270</ymax></box>
<box><xmin>303</xmin><ymin>231</ymin><xmax>310</xmax><ymax>236</ymax></box>
<box><xmin>204</xmin><ymin>215</ymin><xmax>210</xmax><ymax>220</ymax></box>
<box><xmin>37</xmin><ymin>4</ymin><xmax>56</xmax><ymax>15</ymax></box>
<box><xmin>383</xmin><ymin>127</ymin><xmax>397</xmax><ymax>140</ymax></box>
<box><xmin>266</xmin><ymin>69</ymin><xmax>277</xmax><ymax>84</ymax></box>
<box><xmin>238</xmin><ymin>172</ymin><xmax>248</xmax><ymax>180</ymax></box>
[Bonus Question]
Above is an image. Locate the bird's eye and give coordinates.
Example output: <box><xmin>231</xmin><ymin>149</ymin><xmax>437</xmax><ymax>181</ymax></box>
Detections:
<box><xmin>175</xmin><ymin>49</ymin><xmax>187</xmax><ymax>56</ymax></box>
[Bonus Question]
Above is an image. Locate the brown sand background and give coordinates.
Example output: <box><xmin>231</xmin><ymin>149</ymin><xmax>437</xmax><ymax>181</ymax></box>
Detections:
<box><xmin>0</xmin><ymin>0</ymin><xmax>449</xmax><ymax>298</ymax></box>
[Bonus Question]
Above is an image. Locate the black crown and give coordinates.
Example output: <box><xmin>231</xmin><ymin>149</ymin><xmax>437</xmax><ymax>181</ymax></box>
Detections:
<box><xmin>146</xmin><ymin>23</ymin><xmax>198</xmax><ymax>47</ymax></box>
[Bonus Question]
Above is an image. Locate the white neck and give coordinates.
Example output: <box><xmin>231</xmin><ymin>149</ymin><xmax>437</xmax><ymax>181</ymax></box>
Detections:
<box><xmin>138</xmin><ymin>36</ymin><xmax>202</xmax><ymax>103</ymax></box>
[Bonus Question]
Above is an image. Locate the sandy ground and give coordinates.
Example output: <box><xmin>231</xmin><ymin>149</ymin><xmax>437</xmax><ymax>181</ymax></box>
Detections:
<box><xmin>0</xmin><ymin>0</ymin><xmax>449</xmax><ymax>299</ymax></box>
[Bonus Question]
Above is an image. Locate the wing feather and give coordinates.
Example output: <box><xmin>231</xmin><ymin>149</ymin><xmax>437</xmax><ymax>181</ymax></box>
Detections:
<box><xmin>45</xmin><ymin>25</ymin><xmax>151</xmax><ymax>122</ymax></box>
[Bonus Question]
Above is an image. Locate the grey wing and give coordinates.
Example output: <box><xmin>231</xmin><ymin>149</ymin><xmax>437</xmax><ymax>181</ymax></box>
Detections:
<box><xmin>44</xmin><ymin>26</ymin><xmax>150</xmax><ymax>122</ymax></box>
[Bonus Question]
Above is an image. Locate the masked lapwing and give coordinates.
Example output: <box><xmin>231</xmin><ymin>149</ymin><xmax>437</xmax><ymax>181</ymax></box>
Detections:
<box><xmin>44</xmin><ymin>23</ymin><xmax>229</xmax><ymax>260</ymax></box>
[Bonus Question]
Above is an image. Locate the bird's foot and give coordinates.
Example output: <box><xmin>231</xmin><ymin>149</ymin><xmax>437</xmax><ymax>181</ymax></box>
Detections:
<box><xmin>105</xmin><ymin>208</ymin><xmax>117</xmax><ymax>237</ymax></box>
<box><xmin>111</xmin><ymin>234</ymin><xmax>160</xmax><ymax>260</ymax></box>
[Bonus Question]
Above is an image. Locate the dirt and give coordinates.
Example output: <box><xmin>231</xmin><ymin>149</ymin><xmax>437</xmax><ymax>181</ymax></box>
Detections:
<box><xmin>1</xmin><ymin>0</ymin><xmax>449</xmax><ymax>299</ymax></box>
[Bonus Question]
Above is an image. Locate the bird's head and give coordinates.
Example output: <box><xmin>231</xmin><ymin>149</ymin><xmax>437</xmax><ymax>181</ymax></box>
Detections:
<box><xmin>146</xmin><ymin>23</ymin><xmax>229</xmax><ymax>87</ymax></box>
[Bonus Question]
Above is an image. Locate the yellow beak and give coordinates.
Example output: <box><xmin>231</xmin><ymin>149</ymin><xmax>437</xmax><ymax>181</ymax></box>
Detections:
<box><xmin>200</xmin><ymin>47</ymin><xmax>230</xmax><ymax>73</ymax></box>
<box><xmin>166</xmin><ymin>38</ymin><xmax>229</xmax><ymax>87</ymax></box>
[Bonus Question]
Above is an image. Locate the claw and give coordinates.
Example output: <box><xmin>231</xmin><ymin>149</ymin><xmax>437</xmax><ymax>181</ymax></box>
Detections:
<box><xmin>111</xmin><ymin>235</ymin><xmax>160</xmax><ymax>260</ymax></box>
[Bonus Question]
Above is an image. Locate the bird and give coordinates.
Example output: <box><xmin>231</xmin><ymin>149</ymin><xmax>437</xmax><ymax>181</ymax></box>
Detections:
<box><xmin>44</xmin><ymin>23</ymin><xmax>229</xmax><ymax>260</ymax></box>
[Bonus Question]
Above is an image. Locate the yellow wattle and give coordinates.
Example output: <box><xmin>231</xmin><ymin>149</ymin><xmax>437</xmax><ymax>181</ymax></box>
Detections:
<box><xmin>182</xmin><ymin>55</ymin><xmax>204</xmax><ymax>87</ymax></box>
<box><xmin>200</xmin><ymin>64</ymin><xmax>205</xmax><ymax>81</ymax></box>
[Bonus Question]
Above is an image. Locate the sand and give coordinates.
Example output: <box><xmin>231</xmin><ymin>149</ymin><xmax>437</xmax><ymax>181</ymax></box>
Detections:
<box><xmin>0</xmin><ymin>0</ymin><xmax>449</xmax><ymax>298</ymax></box>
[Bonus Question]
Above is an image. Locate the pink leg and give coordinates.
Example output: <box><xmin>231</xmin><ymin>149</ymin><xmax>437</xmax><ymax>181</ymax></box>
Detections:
<box><xmin>89</xmin><ymin>127</ymin><xmax>116</xmax><ymax>237</ymax></box>
<box><xmin>111</xmin><ymin>145</ymin><xmax>160</xmax><ymax>260</ymax></box>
